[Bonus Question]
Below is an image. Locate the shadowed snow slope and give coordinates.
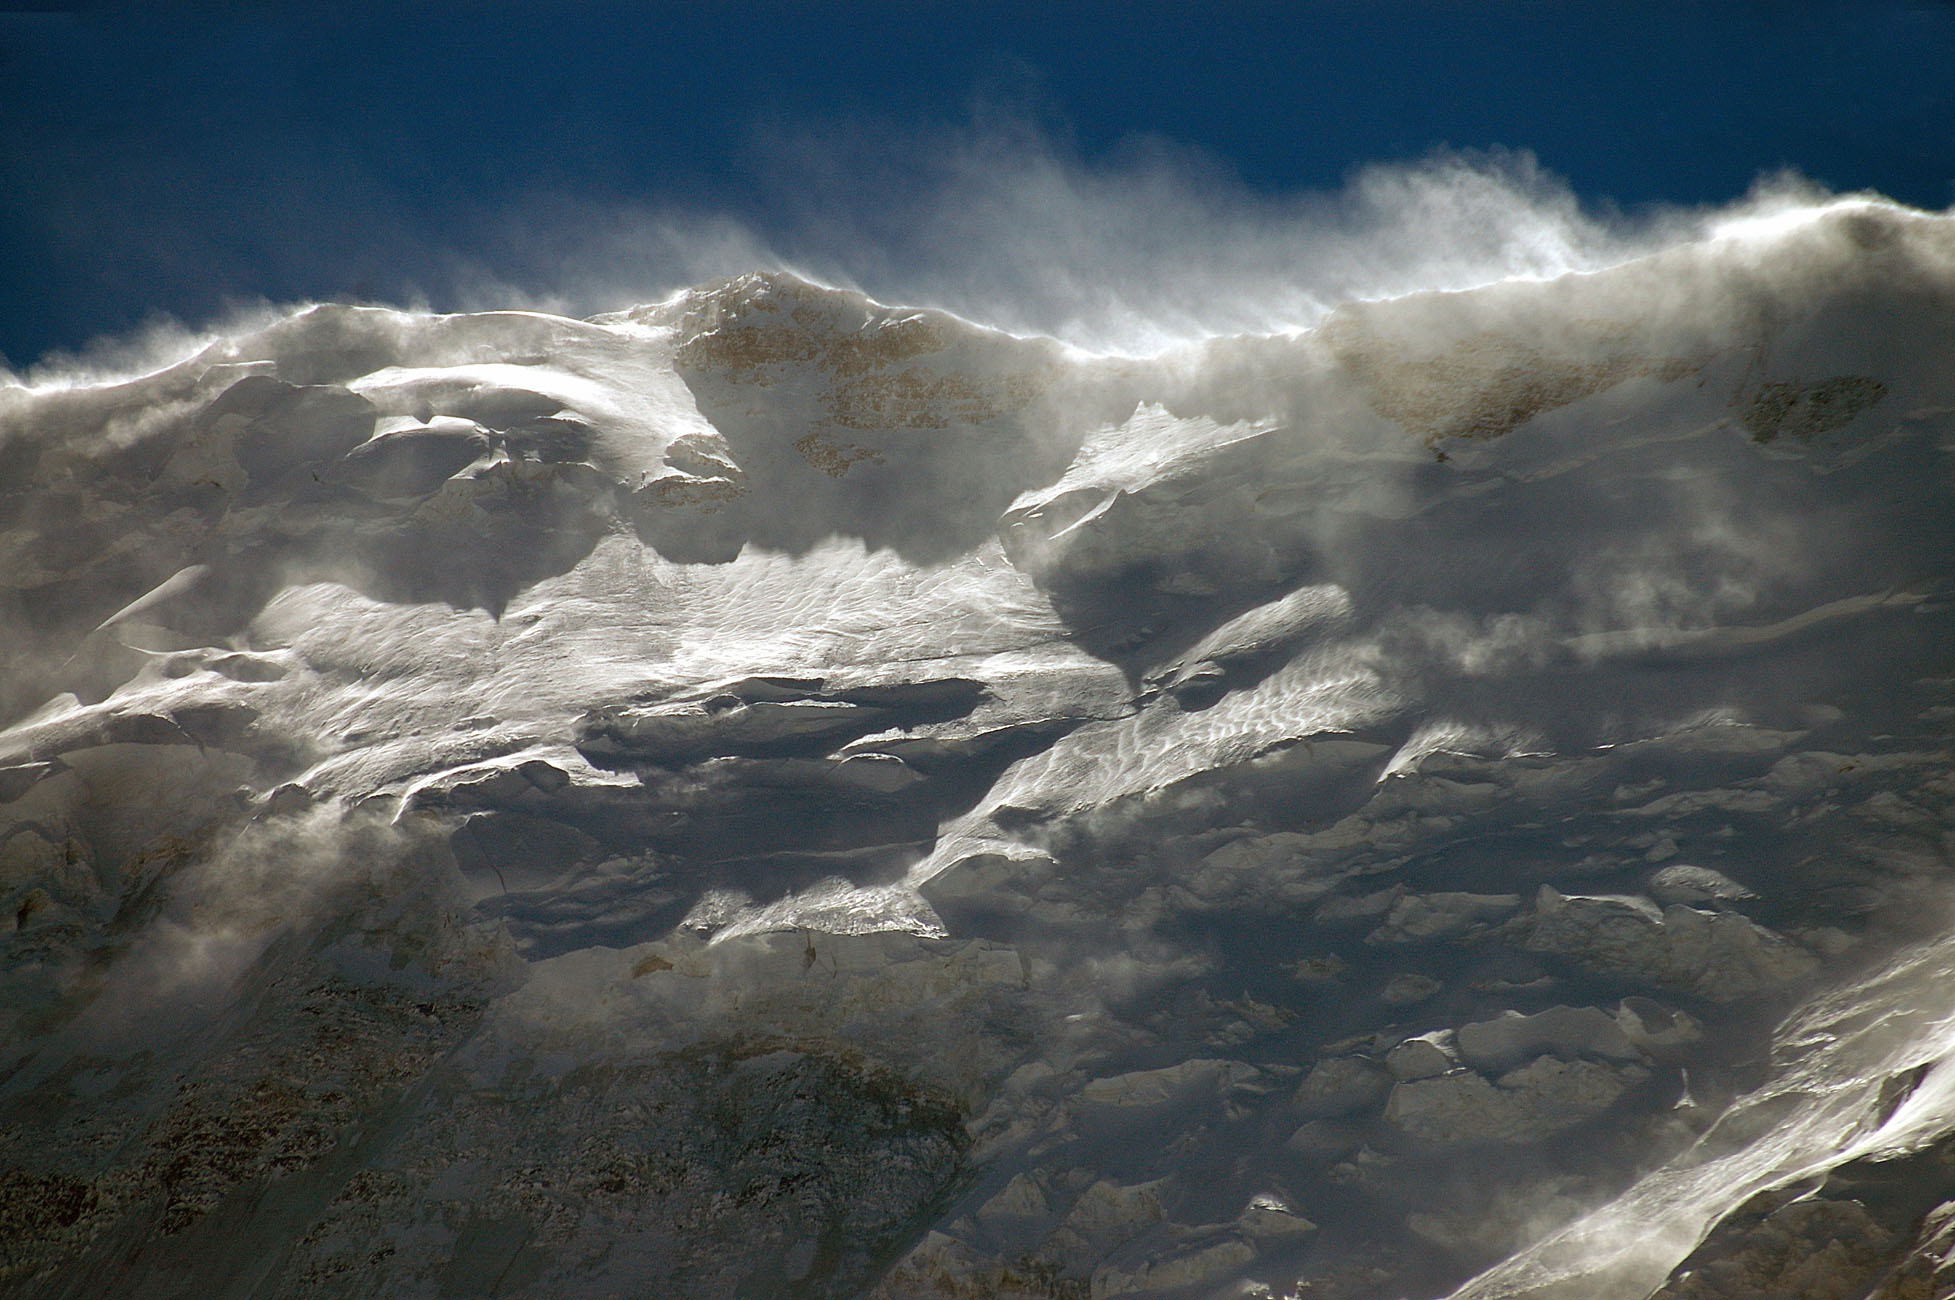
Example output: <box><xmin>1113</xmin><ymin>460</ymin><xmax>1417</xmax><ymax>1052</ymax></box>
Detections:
<box><xmin>1</xmin><ymin>199</ymin><xmax>1954</xmax><ymax>1300</ymax></box>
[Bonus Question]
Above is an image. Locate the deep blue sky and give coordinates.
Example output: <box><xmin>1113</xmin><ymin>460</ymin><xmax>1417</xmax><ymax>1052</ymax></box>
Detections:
<box><xmin>3</xmin><ymin>1</ymin><xmax>1953</xmax><ymax>369</ymax></box>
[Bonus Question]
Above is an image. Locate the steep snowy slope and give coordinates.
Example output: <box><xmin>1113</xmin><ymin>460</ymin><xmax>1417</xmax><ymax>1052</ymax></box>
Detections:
<box><xmin>0</xmin><ymin>199</ymin><xmax>1952</xmax><ymax>1300</ymax></box>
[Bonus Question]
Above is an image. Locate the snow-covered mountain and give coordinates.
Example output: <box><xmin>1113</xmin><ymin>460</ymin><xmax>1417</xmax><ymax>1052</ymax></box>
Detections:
<box><xmin>2</xmin><ymin>197</ymin><xmax>1953</xmax><ymax>1300</ymax></box>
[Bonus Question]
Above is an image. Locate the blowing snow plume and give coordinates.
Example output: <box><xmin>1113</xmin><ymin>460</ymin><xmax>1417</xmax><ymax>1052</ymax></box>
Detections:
<box><xmin>0</xmin><ymin>172</ymin><xmax>1953</xmax><ymax>1300</ymax></box>
<box><xmin>426</xmin><ymin>141</ymin><xmax>1709</xmax><ymax>357</ymax></box>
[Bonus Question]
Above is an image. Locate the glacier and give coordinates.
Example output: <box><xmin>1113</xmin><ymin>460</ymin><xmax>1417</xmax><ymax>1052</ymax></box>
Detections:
<box><xmin>0</xmin><ymin>196</ymin><xmax>1953</xmax><ymax>1299</ymax></box>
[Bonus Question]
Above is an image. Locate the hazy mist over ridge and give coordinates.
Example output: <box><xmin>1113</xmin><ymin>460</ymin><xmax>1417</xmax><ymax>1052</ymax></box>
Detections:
<box><xmin>1</xmin><ymin>137</ymin><xmax>1893</xmax><ymax>385</ymax></box>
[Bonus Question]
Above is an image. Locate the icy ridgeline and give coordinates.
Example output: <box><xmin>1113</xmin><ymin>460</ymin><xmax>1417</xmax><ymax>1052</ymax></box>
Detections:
<box><xmin>0</xmin><ymin>200</ymin><xmax>1952</xmax><ymax>1300</ymax></box>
